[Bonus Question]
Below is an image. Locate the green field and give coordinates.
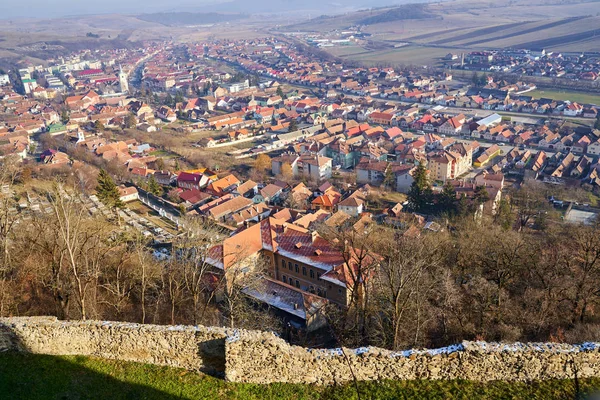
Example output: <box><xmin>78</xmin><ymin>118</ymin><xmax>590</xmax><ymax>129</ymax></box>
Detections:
<box><xmin>2</xmin><ymin>352</ymin><xmax>600</xmax><ymax>400</ymax></box>
<box><xmin>527</xmin><ymin>89</ymin><xmax>600</xmax><ymax>105</ymax></box>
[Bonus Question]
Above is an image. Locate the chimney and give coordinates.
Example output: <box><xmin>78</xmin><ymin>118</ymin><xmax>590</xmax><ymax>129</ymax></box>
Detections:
<box><xmin>311</xmin><ymin>231</ymin><xmax>318</xmax><ymax>243</ymax></box>
<box><xmin>293</xmin><ymin>303</ymin><xmax>298</xmax><ymax>310</ymax></box>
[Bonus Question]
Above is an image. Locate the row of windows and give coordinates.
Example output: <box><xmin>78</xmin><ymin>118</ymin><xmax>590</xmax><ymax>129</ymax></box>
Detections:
<box><xmin>281</xmin><ymin>259</ymin><xmax>319</xmax><ymax>279</ymax></box>
<box><xmin>281</xmin><ymin>275</ymin><xmax>326</xmax><ymax>297</ymax></box>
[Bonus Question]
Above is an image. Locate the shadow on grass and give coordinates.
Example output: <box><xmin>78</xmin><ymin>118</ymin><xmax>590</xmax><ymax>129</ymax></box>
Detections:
<box><xmin>0</xmin><ymin>326</ymin><xmax>224</xmax><ymax>400</ymax></box>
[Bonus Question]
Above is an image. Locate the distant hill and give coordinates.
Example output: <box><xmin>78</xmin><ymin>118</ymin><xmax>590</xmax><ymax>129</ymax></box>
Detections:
<box><xmin>136</xmin><ymin>12</ymin><xmax>247</xmax><ymax>26</ymax></box>
<box><xmin>357</xmin><ymin>4</ymin><xmax>431</xmax><ymax>25</ymax></box>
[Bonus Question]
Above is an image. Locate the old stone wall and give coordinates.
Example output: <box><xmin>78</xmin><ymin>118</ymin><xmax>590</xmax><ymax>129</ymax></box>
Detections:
<box><xmin>2</xmin><ymin>317</ymin><xmax>600</xmax><ymax>385</ymax></box>
<box><xmin>0</xmin><ymin>317</ymin><xmax>229</xmax><ymax>375</ymax></box>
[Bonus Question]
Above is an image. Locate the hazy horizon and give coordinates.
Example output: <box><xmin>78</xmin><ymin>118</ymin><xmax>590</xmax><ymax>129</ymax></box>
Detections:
<box><xmin>0</xmin><ymin>0</ymin><xmax>421</xmax><ymax>20</ymax></box>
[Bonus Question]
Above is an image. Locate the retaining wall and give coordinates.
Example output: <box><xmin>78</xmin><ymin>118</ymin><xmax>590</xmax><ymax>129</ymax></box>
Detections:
<box><xmin>1</xmin><ymin>317</ymin><xmax>600</xmax><ymax>385</ymax></box>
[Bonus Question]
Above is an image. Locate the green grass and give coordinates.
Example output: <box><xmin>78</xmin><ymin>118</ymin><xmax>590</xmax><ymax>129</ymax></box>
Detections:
<box><xmin>527</xmin><ymin>89</ymin><xmax>600</xmax><ymax>106</ymax></box>
<box><xmin>1</xmin><ymin>352</ymin><xmax>600</xmax><ymax>399</ymax></box>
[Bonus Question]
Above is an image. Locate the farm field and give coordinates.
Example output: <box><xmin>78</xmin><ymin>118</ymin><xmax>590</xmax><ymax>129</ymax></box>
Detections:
<box><xmin>526</xmin><ymin>89</ymin><xmax>600</xmax><ymax>106</ymax></box>
<box><xmin>339</xmin><ymin>45</ymin><xmax>471</xmax><ymax>67</ymax></box>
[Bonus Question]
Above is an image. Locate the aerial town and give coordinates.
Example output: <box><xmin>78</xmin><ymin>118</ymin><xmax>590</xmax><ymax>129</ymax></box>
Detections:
<box><xmin>4</xmin><ymin>1</ymin><xmax>600</xmax><ymax>397</ymax></box>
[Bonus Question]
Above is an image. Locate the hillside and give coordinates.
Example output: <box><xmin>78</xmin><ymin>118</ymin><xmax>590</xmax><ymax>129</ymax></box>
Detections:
<box><xmin>1</xmin><ymin>352</ymin><xmax>598</xmax><ymax>400</ymax></box>
<box><xmin>136</xmin><ymin>12</ymin><xmax>248</xmax><ymax>27</ymax></box>
<box><xmin>281</xmin><ymin>0</ymin><xmax>600</xmax><ymax>65</ymax></box>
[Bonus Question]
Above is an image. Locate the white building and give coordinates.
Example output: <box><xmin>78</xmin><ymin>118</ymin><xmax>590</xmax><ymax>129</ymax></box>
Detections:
<box><xmin>0</xmin><ymin>74</ymin><xmax>9</xmax><ymax>86</ymax></box>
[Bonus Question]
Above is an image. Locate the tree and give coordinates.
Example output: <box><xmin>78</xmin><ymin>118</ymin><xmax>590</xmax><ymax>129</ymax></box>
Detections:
<box><xmin>280</xmin><ymin>163</ymin><xmax>293</xmax><ymax>180</ymax></box>
<box><xmin>147</xmin><ymin>175</ymin><xmax>162</xmax><ymax>196</ymax></box>
<box><xmin>254</xmin><ymin>154</ymin><xmax>271</xmax><ymax>173</ymax></box>
<box><xmin>437</xmin><ymin>181</ymin><xmax>457</xmax><ymax>215</ymax></box>
<box><xmin>511</xmin><ymin>183</ymin><xmax>548</xmax><ymax>232</ymax></box>
<box><xmin>383</xmin><ymin>165</ymin><xmax>395</xmax><ymax>190</ymax></box>
<box><xmin>60</xmin><ymin>109</ymin><xmax>69</xmax><ymax>124</ymax></box>
<box><xmin>165</xmin><ymin>93</ymin><xmax>174</xmax><ymax>107</ymax></box>
<box><xmin>494</xmin><ymin>198</ymin><xmax>513</xmax><ymax>230</ymax></box>
<box><xmin>93</xmin><ymin>120</ymin><xmax>104</xmax><ymax>132</ymax></box>
<box><xmin>407</xmin><ymin>163</ymin><xmax>433</xmax><ymax>213</ymax></box>
<box><xmin>125</xmin><ymin>114</ymin><xmax>137</xmax><ymax>129</ymax></box>
<box><xmin>96</xmin><ymin>169</ymin><xmax>123</xmax><ymax>210</ymax></box>
<box><xmin>174</xmin><ymin>91</ymin><xmax>184</xmax><ymax>106</ymax></box>
<box><xmin>473</xmin><ymin>186</ymin><xmax>490</xmax><ymax>206</ymax></box>
<box><xmin>276</xmin><ymin>86</ymin><xmax>285</xmax><ymax>99</ymax></box>
<box><xmin>373</xmin><ymin>234</ymin><xmax>444</xmax><ymax>349</ymax></box>
<box><xmin>288</xmin><ymin>119</ymin><xmax>298</xmax><ymax>132</ymax></box>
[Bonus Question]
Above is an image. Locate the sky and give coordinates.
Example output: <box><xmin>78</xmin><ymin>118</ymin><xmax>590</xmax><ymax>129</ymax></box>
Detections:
<box><xmin>0</xmin><ymin>0</ymin><xmax>399</xmax><ymax>19</ymax></box>
<box><xmin>0</xmin><ymin>0</ymin><xmax>211</xmax><ymax>19</ymax></box>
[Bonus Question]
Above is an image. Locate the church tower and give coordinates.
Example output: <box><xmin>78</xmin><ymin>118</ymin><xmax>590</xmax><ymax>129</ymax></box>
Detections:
<box><xmin>119</xmin><ymin>65</ymin><xmax>129</xmax><ymax>94</ymax></box>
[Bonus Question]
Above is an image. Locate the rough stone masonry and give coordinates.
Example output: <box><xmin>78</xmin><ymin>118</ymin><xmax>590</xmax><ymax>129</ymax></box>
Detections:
<box><xmin>2</xmin><ymin>316</ymin><xmax>600</xmax><ymax>385</ymax></box>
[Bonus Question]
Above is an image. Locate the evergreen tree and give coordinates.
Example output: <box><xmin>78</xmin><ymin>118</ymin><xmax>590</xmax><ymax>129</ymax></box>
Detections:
<box><xmin>276</xmin><ymin>86</ymin><xmax>285</xmax><ymax>99</ymax></box>
<box><xmin>438</xmin><ymin>181</ymin><xmax>457</xmax><ymax>215</ymax></box>
<box><xmin>165</xmin><ymin>93</ymin><xmax>174</xmax><ymax>107</ymax></box>
<box><xmin>494</xmin><ymin>198</ymin><xmax>513</xmax><ymax>230</ymax></box>
<box><xmin>96</xmin><ymin>169</ymin><xmax>123</xmax><ymax>209</ymax></box>
<box><xmin>60</xmin><ymin>109</ymin><xmax>69</xmax><ymax>124</ymax></box>
<box><xmin>473</xmin><ymin>185</ymin><xmax>490</xmax><ymax>206</ymax></box>
<box><xmin>288</xmin><ymin>119</ymin><xmax>298</xmax><ymax>132</ymax></box>
<box><xmin>147</xmin><ymin>174</ymin><xmax>162</xmax><ymax>196</ymax></box>
<box><xmin>407</xmin><ymin>163</ymin><xmax>433</xmax><ymax>212</ymax></box>
<box><xmin>383</xmin><ymin>165</ymin><xmax>395</xmax><ymax>190</ymax></box>
<box><xmin>456</xmin><ymin>194</ymin><xmax>469</xmax><ymax>216</ymax></box>
<box><xmin>93</xmin><ymin>120</ymin><xmax>104</xmax><ymax>132</ymax></box>
<box><xmin>174</xmin><ymin>91</ymin><xmax>184</xmax><ymax>106</ymax></box>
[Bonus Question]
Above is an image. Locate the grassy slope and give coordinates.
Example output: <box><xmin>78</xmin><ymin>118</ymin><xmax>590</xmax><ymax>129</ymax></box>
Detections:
<box><xmin>2</xmin><ymin>353</ymin><xmax>600</xmax><ymax>399</ymax></box>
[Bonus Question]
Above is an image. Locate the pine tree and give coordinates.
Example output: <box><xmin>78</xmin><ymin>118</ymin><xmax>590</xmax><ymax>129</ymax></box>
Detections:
<box><xmin>474</xmin><ymin>185</ymin><xmax>490</xmax><ymax>205</ymax></box>
<box><xmin>147</xmin><ymin>175</ymin><xmax>162</xmax><ymax>196</ymax></box>
<box><xmin>407</xmin><ymin>163</ymin><xmax>433</xmax><ymax>213</ymax></box>
<box><xmin>96</xmin><ymin>169</ymin><xmax>123</xmax><ymax>209</ymax></box>
<box><xmin>438</xmin><ymin>181</ymin><xmax>457</xmax><ymax>215</ymax></box>
<box><xmin>276</xmin><ymin>86</ymin><xmax>285</xmax><ymax>99</ymax></box>
<box><xmin>383</xmin><ymin>164</ymin><xmax>395</xmax><ymax>190</ymax></box>
<box><xmin>288</xmin><ymin>119</ymin><xmax>298</xmax><ymax>132</ymax></box>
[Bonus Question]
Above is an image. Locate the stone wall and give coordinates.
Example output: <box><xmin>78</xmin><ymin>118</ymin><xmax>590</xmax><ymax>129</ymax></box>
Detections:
<box><xmin>1</xmin><ymin>317</ymin><xmax>600</xmax><ymax>385</ymax></box>
<box><xmin>0</xmin><ymin>317</ymin><xmax>229</xmax><ymax>375</ymax></box>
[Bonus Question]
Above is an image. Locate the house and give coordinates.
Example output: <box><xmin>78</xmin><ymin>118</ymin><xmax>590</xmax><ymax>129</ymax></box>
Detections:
<box><xmin>368</xmin><ymin>111</ymin><xmax>395</xmax><ymax>126</ymax></box>
<box><xmin>177</xmin><ymin>169</ymin><xmax>216</xmax><ymax>190</ymax></box>
<box><xmin>179</xmin><ymin>189</ymin><xmax>213</xmax><ymax>207</ymax></box>
<box><xmin>394</xmin><ymin>165</ymin><xmax>415</xmax><ymax>193</ymax></box>
<box><xmin>260</xmin><ymin>184</ymin><xmax>284</xmax><ymax>204</ymax></box>
<box><xmin>118</xmin><ymin>186</ymin><xmax>139</xmax><ymax>203</ymax></box>
<box><xmin>206</xmin><ymin>174</ymin><xmax>240</xmax><ymax>197</ymax></box>
<box><xmin>153</xmin><ymin>171</ymin><xmax>177</xmax><ymax>186</ymax></box>
<box><xmin>337</xmin><ymin>195</ymin><xmax>364</xmax><ymax>217</ymax></box>
<box><xmin>438</xmin><ymin>114</ymin><xmax>466</xmax><ymax>136</ymax></box>
<box><xmin>297</xmin><ymin>155</ymin><xmax>333</xmax><ymax>181</ymax></box>
<box><xmin>356</xmin><ymin>159</ymin><xmax>389</xmax><ymax>185</ymax></box>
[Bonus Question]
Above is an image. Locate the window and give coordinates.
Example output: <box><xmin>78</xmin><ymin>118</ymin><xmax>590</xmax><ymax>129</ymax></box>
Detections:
<box><xmin>288</xmin><ymin>262</ymin><xmax>292</xmax><ymax>270</ymax></box>
<box><xmin>310</xmin><ymin>269</ymin><xmax>315</xmax><ymax>279</ymax></box>
<box><xmin>338</xmin><ymin>288</ymin><xmax>342</xmax><ymax>294</ymax></box>
<box><xmin>295</xmin><ymin>280</ymin><xmax>300</xmax><ymax>288</ymax></box>
<box><xmin>281</xmin><ymin>259</ymin><xmax>285</xmax><ymax>268</ymax></box>
<box><xmin>282</xmin><ymin>275</ymin><xmax>287</xmax><ymax>283</ymax></box>
<box><xmin>309</xmin><ymin>286</ymin><xmax>315</xmax><ymax>294</ymax></box>
<box><xmin>295</xmin><ymin>264</ymin><xmax>299</xmax><ymax>273</ymax></box>
<box><xmin>317</xmin><ymin>272</ymin><xmax>322</xmax><ymax>279</ymax></box>
<box><xmin>317</xmin><ymin>288</ymin><xmax>322</xmax><ymax>297</ymax></box>
<box><xmin>302</xmin><ymin>266</ymin><xmax>307</xmax><ymax>276</ymax></box>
